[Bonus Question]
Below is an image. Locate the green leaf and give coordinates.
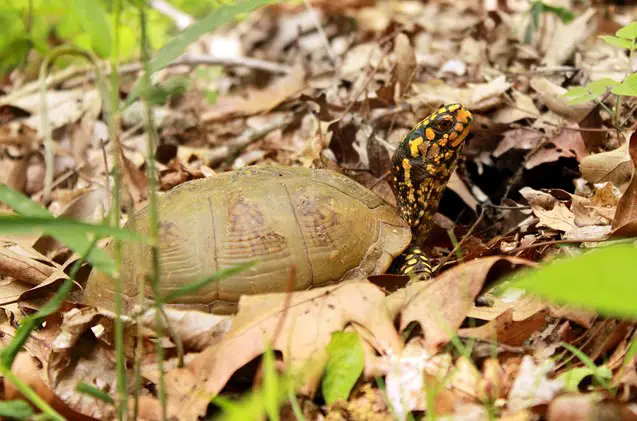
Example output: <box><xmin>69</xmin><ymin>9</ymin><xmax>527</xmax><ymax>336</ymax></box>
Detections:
<box><xmin>124</xmin><ymin>0</ymin><xmax>280</xmax><ymax>107</ymax></box>
<box><xmin>0</xmin><ymin>216</ymin><xmax>146</xmax><ymax>245</ymax></box>
<box><xmin>512</xmin><ymin>244</ymin><xmax>637</xmax><ymax>319</ymax></box>
<box><xmin>611</xmin><ymin>74</ymin><xmax>637</xmax><ymax>97</ymax></box>
<box><xmin>558</xmin><ymin>366</ymin><xmax>611</xmax><ymax>392</ymax></box>
<box><xmin>0</xmin><ymin>185</ymin><xmax>119</xmax><ymax>276</ymax></box>
<box><xmin>163</xmin><ymin>261</ymin><xmax>257</xmax><ymax>302</ymax></box>
<box><xmin>586</xmin><ymin>78</ymin><xmax>619</xmax><ymax>96</ymax></box>
<box><xmin>322</xmin><ymin>332</ymin><xmax>365</xmax><ymax>405</ymax></box>
<box><xmin>539</xmin><ymin>3</ymin><xmax>575</xmax><ymax>24</ymax></box>
<box><xmin>67</xmin><ymin>0</ymin><xmax>112</xmax><ymax>57</ymax></box>
<box><xmin>616</xmin><ymin>22</ymin><xmax>637</xmax><ymax>40</ymax></box>
<box><xmin>599</xmin><ymin>35</ymin><xmax>633</xmax><ymax>50</ymax></box>
<box><xmin>0</xmin><ymin>400</ymin><xmax>34</xmax><ymax>420</ymax></box>
<box><xmin>76</xmin><ymin>382</ymin><xmax>115</xmax><ymax>404</ymax></box>
<box><xmin>564</xmin><ymin>86</ymin><xmax>596</xmax><ymax>105</ymax></box>
<box><xmin>0</xmin><ymin>184</ymin><xmax>52</xmax><ymax>218</ymax></box>
<box><xmin>263</xmin><ymin>348</ymin><xmax>280</xmax><ymax>421</ymax></box>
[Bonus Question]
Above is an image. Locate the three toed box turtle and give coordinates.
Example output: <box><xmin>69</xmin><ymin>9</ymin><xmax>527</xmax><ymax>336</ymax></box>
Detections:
<box><xmin>83</xmin><ymin>104</ymin><xmax>473</xmax><ymax>314</ymax></box>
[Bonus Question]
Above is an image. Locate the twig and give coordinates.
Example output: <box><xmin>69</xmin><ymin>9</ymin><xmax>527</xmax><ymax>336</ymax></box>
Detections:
<box><xmin>506</xmin><ymin>237</ymin><xmax>610</xmax><ymax>254</ymax></box>
<box><xmin>213</xmin><ymin>114</ymin><xmax>295</xmax><ymax>168</ymax></box>
<box><xmin>434</xmin><ymin>208</ymin><xmax>486</xmax><ymax>275</ymax></box>
<box><xmin>150</xmin><ymin>0</ymin><xmax>194</xmax><ymax>30</ymax></box>
<box><xmin>38</xmin><ymin>46</ymin><xmax>108</xmax><ymax>204</ymax></box>
<box><xmin>64</xmin><ymin>54</ymin><xmax>293</xmax><ymax>89</ymax></box>
<box><xmin>302</xmin><ymin>0</ymin><xmax>339</xmax><ymax>67</ymax></box>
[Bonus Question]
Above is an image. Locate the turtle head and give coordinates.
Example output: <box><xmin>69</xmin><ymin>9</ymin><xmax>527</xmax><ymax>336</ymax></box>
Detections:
<box><xmin>389</xmin><ymin>103</ymin><xmax>472</xmax><ymax>243</ymax></box>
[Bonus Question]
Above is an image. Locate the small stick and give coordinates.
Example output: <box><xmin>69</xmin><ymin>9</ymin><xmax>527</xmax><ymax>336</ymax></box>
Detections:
<box><xmin>507</xmin><ymin>237</ymin><xmax>610</xmax><ymax>254</ymax></box>
<box><xmin>434</xmin><ymin>208</ymin><xmax>486</xmax><ymax>275</ymax></box>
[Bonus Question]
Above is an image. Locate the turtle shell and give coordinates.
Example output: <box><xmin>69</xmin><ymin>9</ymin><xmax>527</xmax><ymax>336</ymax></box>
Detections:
<box><xmin>83</xmin><ymin>165</ymin><xmax>411</xmax><ymax>313</ymax></box>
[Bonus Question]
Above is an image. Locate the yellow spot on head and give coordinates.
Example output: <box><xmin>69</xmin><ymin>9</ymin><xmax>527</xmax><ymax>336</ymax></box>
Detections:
<box><xmin>425</xmin><ymin>127</ymin><xmax>435</xmax><ymax>140</ymax></box>
<box><xmin>457</xmin><ymin>108</ymin><xmax>471</xmax><ymax>123</ymax></box>
<box><xmin>451</xmin><ymin>125</ymin><xmax>471</xmax><ymax>147</ymax></box>
<box><xmin>409</xmin><ymin>137</ymin><xmax>424</xmax><ymax>157</ymax></box>
<box><xmin>407</xmin><ymin>258</ymin><xmax>418</xmax><ymax>265</ymax></box>
<box><xmin>448</xmin><ymin>104</ymin><xmax>460</xmax><ymax>112</ymax></box>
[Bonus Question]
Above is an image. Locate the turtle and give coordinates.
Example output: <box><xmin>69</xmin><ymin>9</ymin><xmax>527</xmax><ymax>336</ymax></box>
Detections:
<box><xmin>83</xmin><ymin>103</ymin><xmax>473</xmax><ymax>314</ymax></box>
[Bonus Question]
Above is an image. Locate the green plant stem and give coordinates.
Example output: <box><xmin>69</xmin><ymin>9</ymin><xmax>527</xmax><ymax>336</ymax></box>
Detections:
<box><xmin>38</xmin><ymin>46</ymin><xmax>107</xmax><ymax>204</ymax></box>
<box><xmin>108</xmin><ymin>0</ymin><xmax>128</xmax><ymax>419</ymax></box>
<box><xmin>0</xmin><ymin>363</ymin><xmax>65</xmax><ymax>421</ymax></box>
<box><xmin>139</xmin><ymin>6</ymin><xmax>168</xmax><ymax>420</ymax></box>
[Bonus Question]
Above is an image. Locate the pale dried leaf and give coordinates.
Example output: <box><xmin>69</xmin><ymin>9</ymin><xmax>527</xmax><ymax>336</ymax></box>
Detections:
<box><xmin>392</xmin><ymin>256</ymin><xmax>533</xmax><ymax>353</ymax></box>
<box><xmin>508</xmin><ymin>356</ymin><xmax>564</xmax><ymax>412</ymax></box>
<box><xmin>164</xmin><ymin>281</ymin><xmax>400</xmax><ymax>421</ymax></box>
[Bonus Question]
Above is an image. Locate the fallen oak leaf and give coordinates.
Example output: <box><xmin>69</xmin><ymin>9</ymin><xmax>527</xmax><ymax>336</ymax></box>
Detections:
<box><xmin>388</xmin><ymin>256</ymin><xmax>533</xmax><ymax>354</ymax></box>
<box><xmin>163</xmin><ymin>280</ymin><xmax>401</xmax><ymax>421</ymax></box>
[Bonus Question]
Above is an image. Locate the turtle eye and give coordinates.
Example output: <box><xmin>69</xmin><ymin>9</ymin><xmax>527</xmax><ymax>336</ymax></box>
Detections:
<box><xmin>434</xmin><ymin>118</ymin><xmax>454</xmax><ymax>133</ymax></box>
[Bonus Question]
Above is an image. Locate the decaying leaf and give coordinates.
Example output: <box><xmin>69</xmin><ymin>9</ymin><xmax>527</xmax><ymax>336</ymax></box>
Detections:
<box><xmin>201</xmin><ymin>63</ymin><xmax>307</xmax><ymax>121</ymax></box>
<box><xmin>161</xmin><ymin>281</ymin><xmax>400</xmax><ymax>421</ymax></box>
<box><xmin>612</xmin><ymin>130</ymin><xmax>637</xmax><ymax>234</ymax></box>
<box><xmin>388</xmin><ymin>256</ymin><xmax>533</xmax><ymax>353</ymax></box>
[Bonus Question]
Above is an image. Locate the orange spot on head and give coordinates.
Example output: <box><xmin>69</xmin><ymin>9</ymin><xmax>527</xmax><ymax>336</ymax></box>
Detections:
<box><xmin>457</xmin><ymin>108</ymin><xmax>471</xmax><ymax>123</ymax></box>
<box><xmin>425</xmin><ymin>127</ymin><xmax>435</xmax><ymax>140</ymax></box>
<box><xmin>455</xmin><ymin>123</ymin><xmax>464</xmax><ymax>132</ymax></box>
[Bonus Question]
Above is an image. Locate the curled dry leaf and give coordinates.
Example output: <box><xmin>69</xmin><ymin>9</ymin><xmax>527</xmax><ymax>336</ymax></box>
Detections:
<box><xmin>580</xmin><ymin>142</ymin><xmax>632</xmax><ymax>189</ymax></box>
<box><xmin>525</xmin><ymin>127</ymin><xmax>588</xmax><ymax>170</ymax></box>
<box><xmin>0</xmin><ymin>241</ymin><xmax>59</xmax><ymax>286</ymax></box>
<box><xmin>139</xmin><ymin>307</ymin><xmax>232</xmax><ymax>351</ymax></box>
<box><xmin>612</xmin><ymin>130</ymin><xmax>637</xmax><ymax>235</ymax></box>
<box><xmin>520</xmin><ymin>187</ymin><xmax>578</xmax><ymax>233</ymax></box>
<box><xmin>394</xmin><ymin>33</ymin><xmax>417</xmax><ymax>97</ymax></box>
<box><xmin>162</xmin><ymin>280</ymin><xmax>400</xmax><ymax>421</ymax></box>
<box><xmin>461</xmin><ymin>294</ymin><xmax>549</xmax><ymax>346</ymax></box>
<box><xmin>529</xmin><ymin>77</ymin><xmax>595</xmax><ymax>122</ymax></box>
<box><xmin>45</xmin><ymin>306</ymin><xmax>159</xmax><ymax>420</ymax></box>
<box><xmin>4</xmin><ymin>352</ymin><xmax>96</xmax><ymax>421</ymax></box>
<box><xmin>387</xmin><ymin>256</ymin><xmax>533</xmax><ymax>354</ymax></box>
<box><xmin>491</xmin><ymin>91</ymin><xmax>540</xmax><ymax>125</ymax></box>
<box><xmin>507</xmin><ymin>355</ymin><xmax>564</xmax><ymax>412</ymax></box>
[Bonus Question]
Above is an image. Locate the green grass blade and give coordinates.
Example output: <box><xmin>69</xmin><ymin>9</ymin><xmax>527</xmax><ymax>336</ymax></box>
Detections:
<box><xmin>0</xmin><ymin>215</ymin><xmax>146</xmax><ymax>244</ymax></box>
<box><xmin>76</xmin><ymin>382</ymin><xmax>116</xmax><ymax>405</ymax></box>
<box><xmin>124</xmin><ymin>0</ymin><xmax>280</xmax><ymax>107</ymax></box>
<box><xmin>162</xmin><ymin>261</ymin><xmax>257</xmax><ymax>303</ymax></box>
<box><xmin>0</xmin><ymin>184</ymin><xmax>119</xmax><ymax>276</ymax></box>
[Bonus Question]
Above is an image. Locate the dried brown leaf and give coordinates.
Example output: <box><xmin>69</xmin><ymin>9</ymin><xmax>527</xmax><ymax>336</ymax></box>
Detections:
<box><xmin>392</xmin><ymin>256</ymin><xmax>533</xmax><ymax>353</ymax></box>
<box><xmin>202</xmin><ymin>63</ymin><xmax>306</xmax><ymax>122</ymax></box>
<box><xmin>394</xmin><ymin>33</ymin><xmax>417</xmax><ymax>97</ymax></box>
<box><xmin>525</xmin><ymin>127</ymin><xmax>588</xmax><ymax>169</ymax></box>
<box><xmin>612</xmin><ymin>130</ymin><xmax>637</xmax><ymax>232</ymax></box>
<box><xmin>164</xmin><ymin>281</ymin><xmax>400</xmax><ymax>421</ymax></box>
<box><xmin>580</xmin><ymin>142</ymin><xmax>632</xmax><ymax>188</ymax></box>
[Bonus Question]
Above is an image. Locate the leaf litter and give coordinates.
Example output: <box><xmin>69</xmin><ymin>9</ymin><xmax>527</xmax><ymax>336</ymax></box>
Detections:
<box><xmin>1</xmin><ymin>0</ymin><xmax>637</xmax><ymax>420</ymax></box>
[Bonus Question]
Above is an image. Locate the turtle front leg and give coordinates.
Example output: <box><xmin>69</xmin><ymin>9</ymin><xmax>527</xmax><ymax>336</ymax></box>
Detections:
<box><xmin>395</xmin><ymin>245</ymin><xmax>433</xmax><ymax>282</ymax></box>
